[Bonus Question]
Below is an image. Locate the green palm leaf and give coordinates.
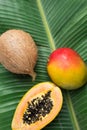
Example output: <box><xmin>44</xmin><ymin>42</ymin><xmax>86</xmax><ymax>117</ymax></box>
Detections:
<box><xmin>0</xmin><ymin>0</ymin><xmax>87</xmax><ymax>130</ymax></box>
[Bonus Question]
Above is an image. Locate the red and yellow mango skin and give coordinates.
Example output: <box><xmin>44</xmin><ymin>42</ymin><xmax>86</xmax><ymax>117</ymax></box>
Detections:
<box><xmin>47</xmin><ymin>48</ymin><xmax>87</xmax><ymax>90</ymax></box>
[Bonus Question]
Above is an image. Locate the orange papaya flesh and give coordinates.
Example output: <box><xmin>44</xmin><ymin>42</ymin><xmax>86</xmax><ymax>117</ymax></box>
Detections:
<box><xmin>11</xmin><ymin>82</ymin><xmax>63</xmax><ymax>130</ymax></box>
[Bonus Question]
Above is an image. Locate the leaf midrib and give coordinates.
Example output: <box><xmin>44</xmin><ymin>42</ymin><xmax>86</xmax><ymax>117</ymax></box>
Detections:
<box><xmin>37</xmin><ymin>0</ymin><xmax>80</xmax><ymax>130</ymax></box>
<box><xmin>37</xmin><ymin>0</ymin><xmax>56</xmax><ymax>51</ymax></box>
<box><xmin>64</xmin><ymin>91</ymin><xmax>80</xmax><ymax>130</ymax></box>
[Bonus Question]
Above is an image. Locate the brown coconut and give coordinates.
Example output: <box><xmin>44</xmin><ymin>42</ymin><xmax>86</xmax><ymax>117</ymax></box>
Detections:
<box><xmin>0</xmin><ymin>29</ymin><xmax>38</xmax><ymax>80</ymax></box>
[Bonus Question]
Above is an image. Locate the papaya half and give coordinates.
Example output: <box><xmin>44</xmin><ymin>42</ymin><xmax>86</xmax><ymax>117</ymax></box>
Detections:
<box><xmin>11</xmin><ymin>82</ymin><xmax>63</xmax><ymax>130</ymax></box>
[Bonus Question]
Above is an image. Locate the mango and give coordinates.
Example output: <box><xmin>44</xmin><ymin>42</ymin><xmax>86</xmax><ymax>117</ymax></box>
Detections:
<box><xmin>47</xmin><ymin>48</ymin><xmax>87</xmax><ymax>90</ymax></box>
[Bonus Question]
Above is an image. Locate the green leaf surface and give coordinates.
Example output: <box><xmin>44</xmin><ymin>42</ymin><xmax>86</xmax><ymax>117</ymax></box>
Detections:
<box><xmin>0</xmin><ymin>0</ymin><xmax>87</xmax><ymax>130</ymax></box>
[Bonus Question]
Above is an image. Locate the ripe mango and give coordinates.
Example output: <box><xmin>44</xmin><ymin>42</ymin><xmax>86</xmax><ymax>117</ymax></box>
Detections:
<box><xmin>47</xmin><ymin>48</ymin><xmax>87</xmax><ymax>90</ymax></box>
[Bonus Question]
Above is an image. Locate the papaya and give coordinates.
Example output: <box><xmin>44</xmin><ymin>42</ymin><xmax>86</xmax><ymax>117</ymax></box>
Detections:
<box><xmin>11</xmin><ymin>82</ymin><xmax>63</xmax><ymax>130</ymax></box>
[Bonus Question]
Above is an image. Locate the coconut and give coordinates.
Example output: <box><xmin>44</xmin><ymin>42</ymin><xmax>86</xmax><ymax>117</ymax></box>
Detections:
<box><xmin>0</xmin><ymin>29</ymin><xmax>38</xmax><ymax>80</ymax></box>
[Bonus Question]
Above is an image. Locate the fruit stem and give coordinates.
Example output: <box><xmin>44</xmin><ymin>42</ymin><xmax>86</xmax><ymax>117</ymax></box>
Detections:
<box><xmin>29</xmin><ymin>71</ymin><xmax>36</xmax><ymax>81</ymax></box>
